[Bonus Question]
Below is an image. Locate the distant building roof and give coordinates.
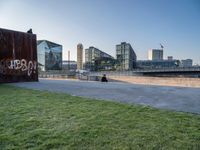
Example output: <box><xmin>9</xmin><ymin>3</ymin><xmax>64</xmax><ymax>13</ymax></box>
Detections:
<box><xmin>86</xmin><ymin>46</ymin><xmax>114</xmax><ymax>59</ymax></box>
<box><xmin>37</xmin><ymin>40</ymin><xmax>62</xmax><ymax>48</ymax></box>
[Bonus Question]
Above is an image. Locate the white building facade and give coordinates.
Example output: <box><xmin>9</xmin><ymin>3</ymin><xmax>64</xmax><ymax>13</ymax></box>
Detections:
<box><xmin>148</xmin><ymin>49</ymin><xmax>163</xmax><ymax>61</ymax></box>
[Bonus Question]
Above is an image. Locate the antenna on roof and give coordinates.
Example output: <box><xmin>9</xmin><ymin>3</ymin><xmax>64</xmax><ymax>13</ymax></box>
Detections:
<box><xmin>160</xmin><ymin>43</ymin><xmax>164</xmax><ymax>50</ymax></box>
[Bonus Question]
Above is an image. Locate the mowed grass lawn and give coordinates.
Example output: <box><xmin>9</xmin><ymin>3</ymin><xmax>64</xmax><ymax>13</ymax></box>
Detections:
<box><xmin>0</xmin><ymin>85</ymin><xmax>200</xmax><ymax>150</ymax></box>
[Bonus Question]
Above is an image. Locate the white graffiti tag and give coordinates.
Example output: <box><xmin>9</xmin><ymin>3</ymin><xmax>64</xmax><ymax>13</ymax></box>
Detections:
<box><xmin>0</xmin><ymin>59</ymin><xmax>37</xmax><ymax>76</ymax></box>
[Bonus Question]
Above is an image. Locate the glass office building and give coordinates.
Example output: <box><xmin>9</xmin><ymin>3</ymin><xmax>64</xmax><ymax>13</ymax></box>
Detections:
<box><xmin>37</xmin><ymin>40</ymin><xmax>62</xmax><ymax>71</ymax></box>
<box><xmin>85</xmin><ymin>46</ymin><xmax>114</xmax><ymax>71</ymax></box>
<box><xmin>116</xmin><ymin>42</ymin><xmax>137</xmax><ymax>70</ymax></box>
<box><xmin>180</xmin><ymin>59</ymin><xmax>193</xmax><ymax>67</ymax></box>
<box><xmin>137</xmin><ymin>60</ymin><xmax>179</xmax><ymax>69</ymax></box>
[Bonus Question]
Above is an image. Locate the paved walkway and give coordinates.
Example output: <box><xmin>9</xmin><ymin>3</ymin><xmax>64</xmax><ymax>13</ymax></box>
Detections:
<box><xmin>11</xmin><ymin>78</ymin><xmax>200</xmax><ymax>114</ymax></box>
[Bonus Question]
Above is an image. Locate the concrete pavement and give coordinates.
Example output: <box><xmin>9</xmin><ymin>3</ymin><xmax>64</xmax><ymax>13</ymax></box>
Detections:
<box><xmin>11</xmin><ymin>78</ymin><xmax>200</xmax><ymax>114</ymax></box>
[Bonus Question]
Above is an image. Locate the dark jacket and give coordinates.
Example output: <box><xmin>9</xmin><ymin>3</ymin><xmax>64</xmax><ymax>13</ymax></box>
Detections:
<box><xmin>101</xmin><ymin>76</ymin><xmax>108</xmax><ymax>82</ymax></box>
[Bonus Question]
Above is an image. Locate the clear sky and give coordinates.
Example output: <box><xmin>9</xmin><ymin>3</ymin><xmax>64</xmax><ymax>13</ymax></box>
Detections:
<box><xmin>0</xmin><ymin>0</ymin><xmax>200</xmax><ymax>64</ymax></box>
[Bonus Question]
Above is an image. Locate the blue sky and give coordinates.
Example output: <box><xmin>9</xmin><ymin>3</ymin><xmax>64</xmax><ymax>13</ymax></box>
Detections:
<box><xmin>0</xmin><ymin>0</ymin><xmax>200</xmax><ymax>64</ymax></box>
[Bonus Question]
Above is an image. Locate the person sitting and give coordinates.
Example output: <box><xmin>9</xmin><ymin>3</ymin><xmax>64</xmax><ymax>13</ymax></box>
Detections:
<box><xmin>101</xmin><ymin>74</ymin><xmax>108</xmax><ymax>82</ymax></box>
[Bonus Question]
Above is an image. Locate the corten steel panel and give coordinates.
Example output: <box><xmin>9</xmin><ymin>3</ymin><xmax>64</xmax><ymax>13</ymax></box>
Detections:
<box><xmin>0</xmin><ymin>28</ymin><xmax>38</xmax><ymax>83</ymax></box>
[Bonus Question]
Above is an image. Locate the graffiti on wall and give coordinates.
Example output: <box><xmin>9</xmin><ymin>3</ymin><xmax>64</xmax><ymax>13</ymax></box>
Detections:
<box><xmin>0</xmin><ymin>59</ymin><xmax>37</xmax><ymax>76</ymax></box>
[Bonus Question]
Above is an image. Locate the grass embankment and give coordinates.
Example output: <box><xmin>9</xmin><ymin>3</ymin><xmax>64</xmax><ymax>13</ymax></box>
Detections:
<box><xmin>0</xmin><ymin>85</ymin><xmax>200</xmax><ymax>150</ymax></box>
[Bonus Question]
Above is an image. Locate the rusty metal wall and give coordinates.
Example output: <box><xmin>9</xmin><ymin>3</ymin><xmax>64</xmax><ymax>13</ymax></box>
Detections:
<box><xmin>0</xmin><ymin>28</ymin><xmax>38</xmax><ymax>83</ymax></box>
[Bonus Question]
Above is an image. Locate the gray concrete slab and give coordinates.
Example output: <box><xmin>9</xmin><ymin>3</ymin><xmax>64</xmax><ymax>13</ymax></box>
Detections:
<box><xmin>10</xmin><ymin>78</ymin><xmax>200</xmax><ymax>114</ymax></box>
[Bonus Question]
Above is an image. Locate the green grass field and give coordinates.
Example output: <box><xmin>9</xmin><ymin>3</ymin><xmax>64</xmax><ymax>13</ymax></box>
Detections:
<box><xmin>0</xmin><ymin>85</ymin><xmax>200</xmax><ymax>150</ymax></box>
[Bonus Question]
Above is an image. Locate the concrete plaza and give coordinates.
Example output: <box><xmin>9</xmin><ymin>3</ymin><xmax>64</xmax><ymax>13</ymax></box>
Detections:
<box><xmin>11</xmin><ymin>78</ymin><xmax>200</xmax><ymax>114</ymax></box>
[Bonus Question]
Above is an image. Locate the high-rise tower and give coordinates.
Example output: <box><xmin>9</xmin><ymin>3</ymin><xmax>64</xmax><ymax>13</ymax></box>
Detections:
<box><xmin>148</xmin><ymin>49</ymin><xmax>163</xmax><ymax>61</ymax></box>
<box><xmin>116</xmin><ymin>42</ymin><xmax>137</xmax><ymax>70</ymax></box>
<box><xmin>77</xmin><ymin>43</ymin><xmax>83</xmax><ymax>70</ymax></box>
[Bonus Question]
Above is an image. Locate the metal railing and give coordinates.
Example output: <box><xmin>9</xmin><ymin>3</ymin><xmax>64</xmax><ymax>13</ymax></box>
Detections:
<box><xmin>89</xmin><ymin>67</ymin><xmax>200</xmax><ymax>77</ymax></box>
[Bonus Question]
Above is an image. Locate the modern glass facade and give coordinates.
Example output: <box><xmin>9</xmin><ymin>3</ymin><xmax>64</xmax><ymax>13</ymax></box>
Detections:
<box><xmin>116</xmin><ymin>42</ymin><xmax>137</xmax><ymax>70</ymax></box>
<box><xmin>62</xmin><ymin>60</ymin><xmax>77</xmax><ymax>71</ymax></box>
<box><xmin>180</xmin><ymin>59</ymin><xmax>193</xmax><ymax>67</ymax></box>
<box><xmin>37</xmin><ymin>40</ymin><xmax>62</xmax><ymax>71</ymax></box>
<box><xmin>137</xmin><ymin>60</ymin><xmax>179</xmax><ymax>69</ymax></box>
<box><xmin>85</xmin><ymin>46</ymin><xmax>114</xmax><ymax>71</ymax></box>
<box><xmin>93</xmin><ymin>57</ymin><xmax>116</xmax><ymax>71</ymax></box>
